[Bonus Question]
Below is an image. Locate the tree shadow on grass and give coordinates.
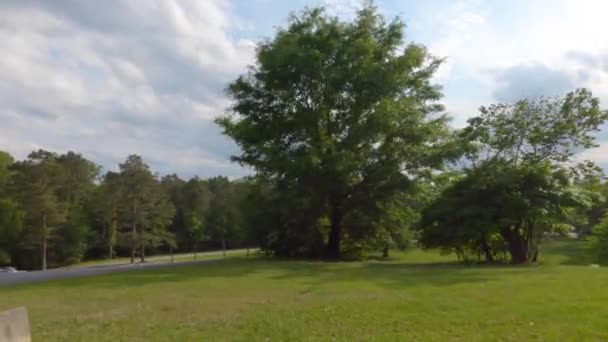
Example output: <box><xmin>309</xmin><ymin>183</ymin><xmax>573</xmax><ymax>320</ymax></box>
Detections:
<box><xmin>55</xmin><ymin>256</ymin><xmax>530</xmax><ymax>291</ymax></box>
<box><xmin>267</xmin><ymin>259</ymin><xmax>533</xmax><ymax>288</ymax></box>
<box><xmin>41</xmin><ymin>239</ymin><xmax>592</xmax><ymax>291</ymax></box>
<box><xmin>540</xmin><ymin>238</ymin><xmax>594</xmax><ymax>266</ymax></box>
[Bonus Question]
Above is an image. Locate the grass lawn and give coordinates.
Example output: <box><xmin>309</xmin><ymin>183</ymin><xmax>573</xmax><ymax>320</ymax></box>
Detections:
<box><xmin>1</xmin><ymin>239</ymin><xmax>607</xmax><ymax>341</ymax></box>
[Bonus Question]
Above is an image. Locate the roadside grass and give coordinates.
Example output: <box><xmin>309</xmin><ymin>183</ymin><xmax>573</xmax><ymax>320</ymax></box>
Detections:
<box><xmin>71</xmin><ymin>248</ymin><xmax>252</xmax><ymax>268</ymax></box>
<box><xmin>1</xmin><ymin>239</ymin><xmax>606</xmax><ymax>341</ymax></box>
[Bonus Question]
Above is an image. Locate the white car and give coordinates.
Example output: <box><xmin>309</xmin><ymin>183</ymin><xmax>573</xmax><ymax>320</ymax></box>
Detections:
<box><xmin>0</xmin><ymin>267</ymin><xmax>19</xmax><ymax>273</ymax></box>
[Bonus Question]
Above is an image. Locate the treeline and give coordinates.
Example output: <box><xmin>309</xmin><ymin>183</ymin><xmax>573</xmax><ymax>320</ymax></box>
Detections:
<box><xmin>4</xmin><ymin>4</ymin><xmax>608</xmax><ymax>268</ymax></box>
<box><xmin>0</xmin><ymin>151</ymin><xmax>255</xmax><ymax>270</ymax></box>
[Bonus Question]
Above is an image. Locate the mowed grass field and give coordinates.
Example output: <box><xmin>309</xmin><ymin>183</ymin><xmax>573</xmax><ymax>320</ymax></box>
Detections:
<box><xmin>1</xmin><ymin>240</ymin><xmax>607</xmax><ymax>341</ymax></box>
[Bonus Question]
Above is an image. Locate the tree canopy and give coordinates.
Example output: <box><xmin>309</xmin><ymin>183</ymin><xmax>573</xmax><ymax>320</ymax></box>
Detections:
<box><xmin>418</xmin><ymin>90</ymin><xmax>608</xmax><ymax>263</ymax></box>
<box><xmin>0</xmin><ymin>152</ymin><xmax>256</xmax><ymax>270</ymax></box>
<box><xmin>217</xmin><ymin>5</ymin><xmax>456</xmax><ymax>258</ymax></box>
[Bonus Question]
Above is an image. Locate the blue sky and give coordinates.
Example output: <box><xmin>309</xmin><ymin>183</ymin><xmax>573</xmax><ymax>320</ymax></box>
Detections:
<box><xmin>0</xmin><ymin>0</ymin><xmax>607</xmax><ymax>178</ymax></box>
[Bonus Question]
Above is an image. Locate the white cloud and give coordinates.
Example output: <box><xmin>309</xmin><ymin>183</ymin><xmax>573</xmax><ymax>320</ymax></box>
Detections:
<box><xmin>576</xmin><ymin>142</ymin><xmax>608</xmax><ymax>164</ymax></box>
<box><xmin>0</xmin><ymin>0</ymin><xmax>255</xmax><ymax>178</ymax></box>
<box><xmin>416</xmin><ymin>0</ymin><xmax>608</xmax><ymax>167</ymax></box>
<box><xmin>2</xmin><ymin>0</ymin><xmax>608</xmax><ymax>174</ymax></box>
<box><xmin>323</xmin><ymin>0</ymin><xmax>363</xmax><ymax>17</ymax></box>
<box><xmin>428</xmin><ymin>0</ymin><xmax>608</xmax><ymax>98</ymax></box>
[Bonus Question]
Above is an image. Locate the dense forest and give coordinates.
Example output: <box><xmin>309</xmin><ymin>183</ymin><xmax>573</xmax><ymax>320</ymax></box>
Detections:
<box><xmin>3</xmin><ymin>5</ymin><xmax>608</xmax><ymax>270</ymax></box>
<box><xmin>0</xmin><ymin>151</ymin><xmax>257</xmax><ymax>270</ymax></box>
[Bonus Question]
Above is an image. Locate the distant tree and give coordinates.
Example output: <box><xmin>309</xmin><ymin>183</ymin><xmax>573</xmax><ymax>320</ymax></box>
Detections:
<box><xmin>235</xmin><ymin>179</ymin><xmax>264</xmax><ymax>256</ymax></box>
<box><xmin>55</xmin><ymin>152</ymin><xmax>100</xmax><ymax>204</ymax></box>
<box><xmin>0</xmin><ymin>198</ymin><xmax>24</xmax><ymax>265</ymax></box>
<box><xmin>207</xmin><ymin>177</ymin><xmax>241</xmax><ymax>256</ymax></box>
<box><xmin>90</xmin><ymin>172</ymin><xmax>122</xmax><ymax>259</ymax></box>
<box><xmin>0</xmin><ymin>151</ymin><xmax>24</xmax><ymax>265</ymax></box>
<box><xmin>116</xmin><ymin>155</ymin><xmax>158</xmax><ymax>263</ymax></box>
<box><xmin>0</xmin><ymin>151</ymin><xmax>13</xmax><ymax>187</ymax></box>
<box><xmin>182</xmin><ymin>178</ymin><xmax>211</xmax><ymax>258</ymax></box>
<box><xmin>53</xmin><ymin>152</ymin><xmax>100</xmax><ymax>264</ymax></box>
<box><xmin>12</xmin><ymin>150</ymin><xmax>67</xmax><ymax>270</ymax></box>
<box><xmin>141</xmin><ymin>188</ymin><xmax>176</xmax><ymax>261</ymax></box>
<box><xmin>116</xmin><ymin>155</ymin><xmax>176</xmax><ymax>263</ymax></box>
<box><xmin>217</xmin><ymin>4</ymin><xmax>454</xmax><ymax>258</ymax></box>
<box><xmin>160</xmin><ymin>174</ymin><xmax>186</xmax><ymax>259</ymax></box>
<box><xmin>238</xmin><ymin>177</ymin><xmax>299</xmax><ymax>256</ymax></box>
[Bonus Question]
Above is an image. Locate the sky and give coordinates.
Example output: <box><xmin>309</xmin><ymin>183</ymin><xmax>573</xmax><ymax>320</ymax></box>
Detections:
<box><xmin>1</xmin><ymin>0</ymin><xmax>608</xmax><ymax>178</ymax></box>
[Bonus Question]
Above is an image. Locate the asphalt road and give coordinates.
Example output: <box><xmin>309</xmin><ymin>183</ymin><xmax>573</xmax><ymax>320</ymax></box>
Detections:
<box><xmin>0</xmin><ymin>259</ymin><xmax>220</xmax><ymax>287</ymax></box>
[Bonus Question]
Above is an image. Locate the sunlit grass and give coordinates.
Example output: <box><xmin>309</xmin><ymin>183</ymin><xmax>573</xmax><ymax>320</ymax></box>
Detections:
<box><xmin>1</xmin><ymin>239</ymin><xmax>606</xmax><ymax>341</ymax></box>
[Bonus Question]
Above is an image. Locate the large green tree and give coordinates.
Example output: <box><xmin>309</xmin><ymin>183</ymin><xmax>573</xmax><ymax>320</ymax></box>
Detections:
<box><xmin>419</xmin><ymin>163</ymin><xmax>593</xmax><ymax>263</ymax></box>
<box><xmin>419</xmin><ymin>89</ymin><xmax>608</xmax><ymax>263</ymax></box>
<box><xmin>217</xmin><ymin>5</ymin><xmax>453</xmax><ymax>258</ymax></box>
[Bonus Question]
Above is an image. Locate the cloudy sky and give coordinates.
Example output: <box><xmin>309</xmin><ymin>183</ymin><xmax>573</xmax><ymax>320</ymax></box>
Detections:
<box><xmin>1</xmin><ymin>0</ymin><xmax>608</xmax><ymax>178</ymax></box>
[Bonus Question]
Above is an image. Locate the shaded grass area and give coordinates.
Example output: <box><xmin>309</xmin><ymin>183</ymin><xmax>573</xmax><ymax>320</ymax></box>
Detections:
<box><xmin>539</xmin><ymin>238</ymin><xmax>594</xmax><ymax>265</ymax></box>
<box><xmin>1</xmin><ymin>239</ymin><xmax>607</xmax><ymax>341</ymax></box>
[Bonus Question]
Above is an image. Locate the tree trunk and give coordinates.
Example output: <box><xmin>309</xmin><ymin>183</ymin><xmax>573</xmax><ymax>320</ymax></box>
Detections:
<box><xmin>140</xmin><ymin>241</ymin><xmax>145</xmax><ymax>263</ymax></box>
<box><xmin>193</xmin><ymin>243</ymin><xmax>197</xmax><ymax>260</ymax></box>
<box><xmin>170</xmin><ymin>245</ymin><xmax>174</xmax><ymax>263</ymax></box>
<box><xmin>42</xmin><ymin>213</ymin><xmax>47</xmax><ymax>271</ymax></box>
<box><xmin>382</xmin><ymin>246</ymin><xmax>389</xmax><ymax>258</ymax></box>
<box><xmin>108</xmin><ymin>218</ymin><xmax>116</xmax><ymax>260</ymax></box>
<box><xmin>483</xmin><ymin>248</ymin><xmax>494</xmax><ymax>262</ymax></box>
<box><xmin>500</xmin><ymin>226</ymin><xmax>530</xmax><ymax>264</ymax></box>
<box><xmin>480</xmin><ymin>235</ymin><xmax>494</xmax><ymax>262</ymax></box>
<box><xmin>509</xmin><ymin>243</ymin><xmax>529</xmax><ymax>264</ymax></box>
<box><xmin>246</xmin><ymin>247</ymin><xmax>250</xmax><ymax>257</ymax></box>
<box><xmin>326</xmin><ymin>194</ymin><xmax>343</xmax><ymax>260</ymax></box>
<box><xmin>104</xmin><ymin>221</ymin><xmax>114</xmax><ymax>260</ymax></box>
<box><xmin>108</xmin><ymin>240</ymin><xmax>113</xmax><ymax>260</ymax></box>
<box><xmin>222</xmin><ymin>234</ymin><xmax>226</xmax><ymax>257</ymax></box>
<box><xmin>130</xmin><ymin>221</ymin><xmax>136</xmax><ymax>264</ymax></box>
<box><xmin>102</xmin><ymin>221</ymin><xmax>108</xmax><ymax>259</ymax></box>
<box><xmin>130</xmin><ymin>201</ymin><xmax>137</xmax><ymax>264</ymax></box>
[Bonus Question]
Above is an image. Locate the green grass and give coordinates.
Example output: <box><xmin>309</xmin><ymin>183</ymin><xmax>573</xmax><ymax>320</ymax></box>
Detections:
<box><xmin>2</xmin><ymin>239</ymin><xmax>606</xmax><ymax>341</ymax></box>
